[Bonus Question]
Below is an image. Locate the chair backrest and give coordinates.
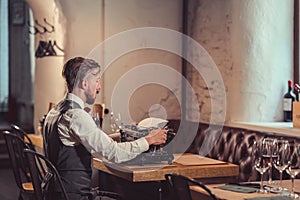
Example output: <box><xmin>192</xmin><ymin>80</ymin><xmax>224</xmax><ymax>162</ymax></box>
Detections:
<box><xmin>11</xmin><ymin>124</ymin><xmax>35</xmax><ymax>150</ymax></box>
<box><xmin>48</xmin><ymin>102</ymin><xmax>56</xmax><ymax>112</ymax></box>
<box><xmin>10</xmin><ymin>124</ymin><xmax>47</xmax><ymax>176</ymax></box>
<box><xmin>3</xmin><ymin>131</ymin><xmax>32</xmax><ymax>190</ymax></box>
<box><xmin>165</xmin><ymin>173</ymin><xmax>218</xmax><ymax>200</ymax></box>
<box><xmin>24</xmin><ymin>149</ymin><xmax>69</xmax><ymax>200</ymax></box>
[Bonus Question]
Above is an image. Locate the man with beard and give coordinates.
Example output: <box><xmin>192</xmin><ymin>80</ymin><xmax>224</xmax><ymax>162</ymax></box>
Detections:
<box><xmin>43</xmin><ymin>57</ymin><xmax>167</xmax><ymax>200</ymax></box>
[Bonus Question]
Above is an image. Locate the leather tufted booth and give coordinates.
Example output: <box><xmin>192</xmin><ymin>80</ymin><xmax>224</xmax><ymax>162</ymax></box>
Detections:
<box><xmin>167</xmin><ymin>120</ymin><xmax>300</xmax><ymax>182</ymax></box>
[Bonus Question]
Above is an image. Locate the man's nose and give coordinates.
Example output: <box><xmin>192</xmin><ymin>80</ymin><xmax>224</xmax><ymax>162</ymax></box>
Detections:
<box><xmin>97</xmin><ymin>83</ymin><xmax>101</xmax><ymax>90</ymax></box>
<box><xmin>96</xmin><ymin>83</ymin><xmax>101</xmax><ymax>92</ymax></box>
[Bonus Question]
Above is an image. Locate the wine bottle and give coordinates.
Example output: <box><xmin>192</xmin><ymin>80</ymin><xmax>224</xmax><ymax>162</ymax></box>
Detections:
<box><xmin>294</xmin><ymin>83</ymin><xmax>300</xmax><ymax>101</ymax></box>
<box><xmin>283</xmin><ymin>80</ymin><xmax>296</xmax><ymax>122</ymax></box>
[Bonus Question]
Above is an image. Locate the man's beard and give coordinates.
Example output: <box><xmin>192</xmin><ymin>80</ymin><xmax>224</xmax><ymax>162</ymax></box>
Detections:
<box><xmin>86</xmin><ymin>93</ymin><xmax>96</xmax><ymax>105</ymax></box>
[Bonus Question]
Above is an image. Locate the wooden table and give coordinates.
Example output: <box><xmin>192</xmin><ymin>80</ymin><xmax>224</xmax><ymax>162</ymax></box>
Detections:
<box><xmin>191</xmin><ymin>179</ymin><xmax>300</xmax><ymax>200</ymax></box>
<box><xmin>92</xmin><ymin>154</ymin><xmax>239</xmax><ymax>182</ymax></box>
<box><xmin>93</xmin><ymin>153</ymin><xmax>239</xmax><ymax>200</ymax></box>
<box><xmin>93</xmin><ymin>153</ymin><xmax>238</xmax><ymax>200</ymax></box>
<box><xmin>28</xmin><ymin>134</ymin><xmax>239</xmax><ymax>181</ymax></box>
<box><xmin>28</xmin><ymin>134</ymin><xmax>239</xmax><ymax>199</ymax></box>
<box><xmin>26</xmin><ymin>134</ymin><xmax>43</xmax><ymax>148</ymax></box>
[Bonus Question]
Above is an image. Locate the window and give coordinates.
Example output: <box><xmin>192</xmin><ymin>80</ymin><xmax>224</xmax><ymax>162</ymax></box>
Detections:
<box><xmin>0</xmin><ymin>0</ymin><xmax>9</xmax><ymax>112</ymax></box>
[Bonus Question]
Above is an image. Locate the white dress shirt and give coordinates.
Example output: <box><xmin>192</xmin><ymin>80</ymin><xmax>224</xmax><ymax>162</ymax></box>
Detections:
<box><xmin>54</xmin><ymin>93</ymin><xmax>149</xmax><ymax>163</ymax></box>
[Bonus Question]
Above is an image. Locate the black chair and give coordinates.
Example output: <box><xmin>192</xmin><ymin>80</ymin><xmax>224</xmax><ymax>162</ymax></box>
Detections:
<box><xmin>23</xmin><ymin>149</ymin><xmax>69</xmax><ymax>200</ymax></box>
<box><xmin>11</xmin><ymin>124</ymin><xmax>35</xmax><ymax>150</ymax></box>
<box><xmin>165</xmin><ymin>174</ymin><xmax>218</xmax><ymax>200</ymax></box>
<box><xmin>10</xmin><ymin>124</ymin><xmax>46</xmax><ymax>176</ymax></box>
<box><xmin>3</xmin><ymin>130</ymin><xmax>35</xmax><ymax>200</ymax></box>
<box><xmin>24</xmin><ymin>149</ymin><xmax>121</xmax><ymax>200</ymax></box>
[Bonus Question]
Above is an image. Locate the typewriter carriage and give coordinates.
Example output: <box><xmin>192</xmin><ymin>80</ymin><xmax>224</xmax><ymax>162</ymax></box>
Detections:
<box><xmin>120</xmin><ymin>124</ymin><xmax>176</xmax><ymax>165</ymax></box>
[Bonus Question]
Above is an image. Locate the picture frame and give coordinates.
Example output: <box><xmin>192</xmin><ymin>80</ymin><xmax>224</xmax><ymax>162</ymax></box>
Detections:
<box><xmin>12</xmin><ymin>2</ymin><xmax>24</xmax><ymax>25</ymax></box>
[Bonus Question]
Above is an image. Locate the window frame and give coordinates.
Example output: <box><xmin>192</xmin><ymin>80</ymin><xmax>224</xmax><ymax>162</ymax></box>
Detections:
<box><xmin>294</xmin><ymin>0</ymin><xmax>299</xmax><ymax>84</ymax></box>
<box><xmin>0</xmin><ymin>0</ymin><xmax>9</xmax><ymax>113</ymax></box>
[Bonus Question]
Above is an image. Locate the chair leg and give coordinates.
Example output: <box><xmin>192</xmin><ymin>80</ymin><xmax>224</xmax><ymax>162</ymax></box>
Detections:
<box><xmin>18</xmin><ymin>193</ymin><xmax>23</xmax><ymax>200</ymax></box>
<box><xmin>19</xmin><ymin>190</ymin><xmax>35</xmax><ymax>200</ymax></box>
<box><xmin>91</xmin><ymin>167</ymin><xmax>99</xmax><ymax>188</ymax></box>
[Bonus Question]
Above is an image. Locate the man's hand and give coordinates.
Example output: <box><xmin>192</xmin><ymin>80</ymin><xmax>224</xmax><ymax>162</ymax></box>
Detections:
<box><xmin>145</xmin><ymin>129</ymin><xmax>167</xmax><ymax>145</ymax></box>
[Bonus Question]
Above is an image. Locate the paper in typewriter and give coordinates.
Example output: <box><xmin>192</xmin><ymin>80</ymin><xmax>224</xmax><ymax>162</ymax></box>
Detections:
<box><xmin>173</xmin><ymin>153</ymin><xmax>225</xmax><ymax>166</ymax></box>
<box><xmin>138</xmin><ymin>117</ymin><xmax>168</xmax><ymax>128</ymax></box>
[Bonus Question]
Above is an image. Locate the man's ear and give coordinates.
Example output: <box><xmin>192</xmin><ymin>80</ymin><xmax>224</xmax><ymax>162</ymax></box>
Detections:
<box><xmin>80</xmin><ymin>79</ymin><xmax>88</xmax><ymax>89</ymax></box>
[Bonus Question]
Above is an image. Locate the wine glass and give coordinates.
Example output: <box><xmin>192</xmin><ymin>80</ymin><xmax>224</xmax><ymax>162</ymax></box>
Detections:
<box><xmin>252</xmin><ymin>140</ymin><xmax>270</xmax><ymax>193</ymax></box>
<box><xmin>110</xmin><ymin>112</ymin><xmax>123</xmax><ymax>132</ymax></box>
<box><xmin>286</xmin><ymin>143</ymin><xmax>300</xmax><ymax>199</ymax></box>
<box><xmin>116</xmin><ymin>113</ymin><xmax>124</xmax><ymax>130</ymax></box>
<box><xmin>92</xmin><ymin>109</ymin><xmax>101</xmax><ymax>128</ymax></box>
<box><xmin>272</xmin><ymin>139</ymin><xmax>290</xmax><ymax>193</ymax></box>
<box><xmin>262</xmin><ymin>137</ymin><xmax>277</xmax><ymax>184</ymax></box>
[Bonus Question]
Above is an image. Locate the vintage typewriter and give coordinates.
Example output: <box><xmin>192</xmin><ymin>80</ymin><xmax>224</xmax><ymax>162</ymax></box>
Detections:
<box><xmin>120</xmin><ymin>123</ymin><xmax>176</xmax><ymax>165</ymax></box>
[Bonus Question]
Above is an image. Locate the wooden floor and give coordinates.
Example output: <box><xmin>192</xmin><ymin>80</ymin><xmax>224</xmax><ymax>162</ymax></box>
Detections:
<box><xmin>0</xmin><ymin>168</ymin><xmax>19</xmax><ymax>200</ymax></box>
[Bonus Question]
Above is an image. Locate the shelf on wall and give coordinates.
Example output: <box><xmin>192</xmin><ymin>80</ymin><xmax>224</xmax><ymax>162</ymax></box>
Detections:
<box><xmin>227</xmin><ymin>121</ymin><xmax>300</xmax><ymax>138</ymax></box>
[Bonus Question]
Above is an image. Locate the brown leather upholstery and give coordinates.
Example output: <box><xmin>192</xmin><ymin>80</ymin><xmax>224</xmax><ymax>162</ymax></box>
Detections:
<box><xmin>168</xmin><ymin>120</ymin><xmax>300</xmax><ymax>182</ymax></box>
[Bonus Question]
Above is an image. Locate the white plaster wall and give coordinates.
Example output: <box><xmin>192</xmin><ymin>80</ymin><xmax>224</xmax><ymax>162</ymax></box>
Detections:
<box><xmin>103</xmin><ymin>0</ymin><xmax>183</xmax><ymax>123</ymax></box>
<box><xmin>187</xmin><ymin>0</ymin><xmax>231</xmax><ymax>124</ymax></box>
<box><xmin>26</xmin><ymin>0</ymin><xmax>65</xmax><ymax>132</ymax></box>
<box><xmin>57</xmin><ymin>0</ymin><xmax>103</xmax><ymax>60</ymax></box>
<box><xmin>188</xmin><ymin>0</ymin><xmax>294</xmax><ymax>123</ymax></box>
<box><xmin>229</xmin><ymin>0</ymin><xmax>293</xmax><ymax>122</ymax></box>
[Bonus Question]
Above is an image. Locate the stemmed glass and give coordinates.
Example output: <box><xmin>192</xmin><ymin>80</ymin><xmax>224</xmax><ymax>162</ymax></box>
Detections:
<box><xmin>110</xmin><ymin>112</ymin><xmax>123</xmax><ymax>132</ymax></box>
<box><xmin>286</xmin><ymin>143</ymin><xmax>300</xmax><ymax>199</ymax></box>
<box><xmin>253</xmin><ymin>140</ymin><xmax>270</xmax><ymax>193</ymax></box>
<box><xmin>272</xmin><ymin>139</ymin><xmax>290</xmax><ymax>193</ymax></box>
<box><xmin>262</xmin><ymin>137</ymin><xmax>277</xmax><ymax>184</ymax></box>
<box><xmin>92</xmin><ymin>110</ymin><xmax>101</xmax><ymax>128</ymax></box>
